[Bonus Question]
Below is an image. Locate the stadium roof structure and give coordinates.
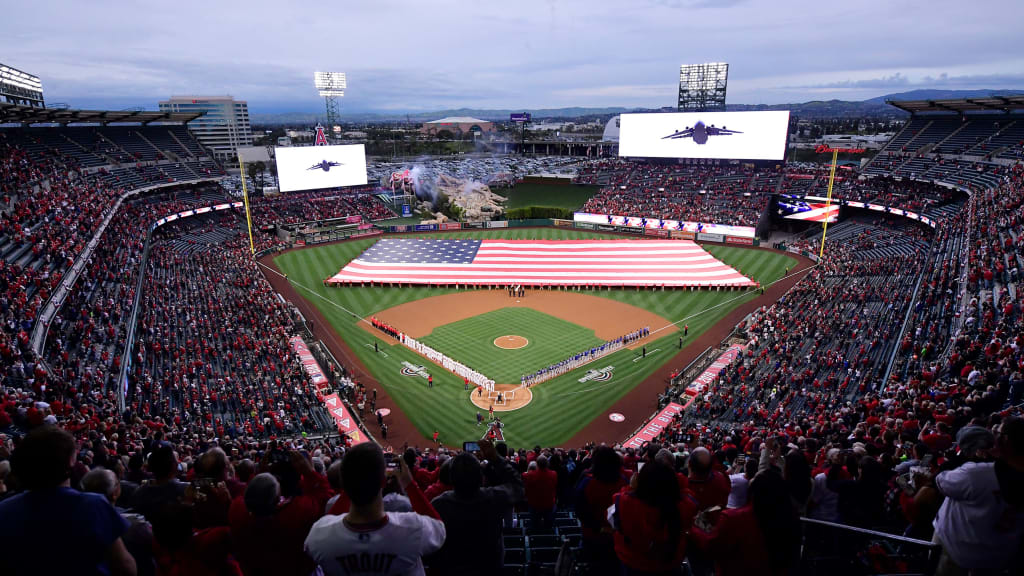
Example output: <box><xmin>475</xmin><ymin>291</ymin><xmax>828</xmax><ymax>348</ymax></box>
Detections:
<box><xmin>887</xmin><ymin>95</ymin><xmax>1024</xmax><ymax>114</ymax></box>
<box><xmin>425</xmin><ymin>116</ymin><xmax>490</xmax><ymax>124</ymax></box>
<box><xmin>0</xmin><ymin>102</ymin><xmax>203</xmax><ymax>126</ymax></box>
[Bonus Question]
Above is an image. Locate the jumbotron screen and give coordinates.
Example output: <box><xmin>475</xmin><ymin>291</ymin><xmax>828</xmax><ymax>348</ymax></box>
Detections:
<box><xmin>274</xmin><ymin>144</ymin><xmax>368</xmax><ymax>192</ymax></box>
<box><xmin>618</xmin><ymin>110</ymin><xmax>790</xmax><ymax>160</ymax></box>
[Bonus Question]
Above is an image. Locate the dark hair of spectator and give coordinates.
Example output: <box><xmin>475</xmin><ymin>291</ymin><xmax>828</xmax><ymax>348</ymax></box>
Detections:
<box><xmin>633</xmin><ymin>460</ymin><xmax>683</xmax><ymax>561</ymax></box>
<box><xmin>326</xmin><ymin>460</ymin><xmax>344</xmax><ymax>493</ymax></box>
<box><xmin>750</xmin><ymin>470</ymin><xmax>800</xmax><ymax>571</ymax></box>
<box><xmin>784</xmin><ymin>450</ymin><xmax>812</xmax><ymax>505</ymax></box>
<box><xmin>11</xmin><ymin>425</ymin><xmax>76</xmax><ymax>490</ymax></box>
<box><xmin>236</xmin><ymin>459</ymin><xmax>256</xmax><ymax>483</ymax></box>
<box><xmin>590</xmin><ymin>446</ymin><xmax>623</xmax><ymax>484</ymax></box>
<box><xmin>148</xmin><ymin>444</ymin><xmax>178</xmax><ymax>480</ymax></box>
<box><xmin>437</xmin><ymin>458</ymin><xmax>452</xmax><ymax>486</ymax></box>
<box><xmin>342</xmin><ymin>443</ymin><xmax>386</xmax><ymax>506</ymax></box>
<box><xmin>450</xmin><ymin>452</ymin><xmax>483</xmax><ymax>498</ymax></box>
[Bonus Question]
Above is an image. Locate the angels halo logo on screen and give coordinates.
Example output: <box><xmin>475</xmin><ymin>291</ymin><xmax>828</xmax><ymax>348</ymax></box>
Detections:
<box><xmin>662</xmin><ymin>121</ymin><xmax>742</xmax><ymax>145</ymax></box>
<box><xmin>307</xmin><ymin>160</ymin><xmax>343</xmax><ymax>172</ymax></box>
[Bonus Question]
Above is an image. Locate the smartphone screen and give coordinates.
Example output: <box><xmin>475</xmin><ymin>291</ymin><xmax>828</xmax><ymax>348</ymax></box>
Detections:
<box><xmin>463</xmin><ymin>441</ymin><xmax>480</xmax><ymax>452</ymax></box>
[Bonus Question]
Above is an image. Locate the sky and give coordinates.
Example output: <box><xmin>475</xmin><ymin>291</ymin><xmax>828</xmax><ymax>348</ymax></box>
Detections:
<box><xmin>2</xmin><ymin>0</ymin><xmax>1022</xmax><ymax>115</ymax></box>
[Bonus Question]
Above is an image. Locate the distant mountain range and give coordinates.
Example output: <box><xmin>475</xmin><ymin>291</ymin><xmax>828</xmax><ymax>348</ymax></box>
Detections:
<box><xmin>250</xmin><ymin>89</ymin><xmax>1024</xmax><ymax>125</ymax></box>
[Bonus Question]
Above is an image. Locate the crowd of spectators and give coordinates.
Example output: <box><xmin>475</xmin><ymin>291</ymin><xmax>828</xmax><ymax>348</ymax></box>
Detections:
<box><xmin>576</xmin><ymin>161</ymin><xmax>774</xmax><ymax>226</ymax></box>
<box><xmin>2</xmin><ymin>128</ymin><xmax>1024</xmax><ymax>574</ymax></box>
<box><xmin>574</xmin><ymin>160</ymin><xmax>965</xmax><ymax>230</ymax></box>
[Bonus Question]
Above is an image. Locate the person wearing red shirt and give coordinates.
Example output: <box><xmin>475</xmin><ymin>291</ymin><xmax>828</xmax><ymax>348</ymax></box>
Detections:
<box><xmin>687</xmin><ymin>448</ymin><xmax>731</xmax><ymax>511</ymax></box>
<box><xmin>523</xmin><ymin>455</ymin><xmax>558</xmax><ymax>528</ymax></box>
<box><xmin>609</xmin><ymin>460</ymin><xmax>697</xmax><ymax>575</ymax></box>
<box><xmin>423</xmin><ymin>459</ymin><xmax>453</xmax><ymax>501</ymax></box>
<box><xmin>920</xmin><ymin>422</ymin><xmax>954</xmax><ymax>453</ymax></box>
<box><xmin>228</xmin><ymin>450</ymin><xmax>329</xmax><ymax>576</ymax></box>
<box><xmin>691</xmin><ymin>470</ymin><xmax>800</xmax><ymax>576</ymax></box>
<box><xmin>574</xmin><ymin>446</ymin><xmax>630</xmax><ymax>575</ymax></box>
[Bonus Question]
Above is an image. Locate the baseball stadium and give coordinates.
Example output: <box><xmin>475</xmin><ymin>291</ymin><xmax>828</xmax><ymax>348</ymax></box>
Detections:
<box><xmin>1</xmin><ymin>2</ymin><xmax>1023</xmax><ymax>575</ymax></box>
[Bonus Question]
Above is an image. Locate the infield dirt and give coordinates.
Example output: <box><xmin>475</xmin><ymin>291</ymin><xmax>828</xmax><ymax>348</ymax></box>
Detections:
<box><xmin>361</xmin><ymin>289</ymin><xmax>678</xmax><ymax>342</ymax></box>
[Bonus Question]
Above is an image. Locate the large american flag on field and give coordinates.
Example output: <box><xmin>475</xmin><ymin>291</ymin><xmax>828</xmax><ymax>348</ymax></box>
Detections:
<box><xmin>326</xmin><ymin>239</ymin><xmax>756</xmax><ymax>288</ymax></box>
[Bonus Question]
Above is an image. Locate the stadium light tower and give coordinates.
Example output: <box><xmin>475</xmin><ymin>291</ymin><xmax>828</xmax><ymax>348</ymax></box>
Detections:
<box><xmin>678</xmin><ymin>62</ymin><xmax>728</xmax><ymax>112</ymax></box>
<box><xmin>314</xmin><ymin>71</ymin><xmax>346</xmax><ymax>137</ymax></box>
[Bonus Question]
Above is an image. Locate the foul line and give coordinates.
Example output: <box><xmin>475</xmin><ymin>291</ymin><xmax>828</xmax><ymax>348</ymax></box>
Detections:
<box><xmin>258</xmin><ymin>261</ymin><xmax>374</xmax><ymax>327</ymax></box>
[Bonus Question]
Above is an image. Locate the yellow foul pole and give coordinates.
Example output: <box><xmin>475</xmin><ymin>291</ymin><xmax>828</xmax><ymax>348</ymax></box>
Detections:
<box><xmin>818</xmin><ymin>148</ymin><xmax>839</xmax><ymax>260</ymax></box>
<box><xmin>238</xmin><ymin>153</ymin><xmax>255</xmax><ymax>255</ymax></box>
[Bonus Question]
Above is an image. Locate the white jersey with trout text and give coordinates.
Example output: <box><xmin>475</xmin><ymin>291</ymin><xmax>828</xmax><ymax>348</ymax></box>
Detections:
<box><xmin>304</xmin><ymin>511</ymin><xmax>446</xmax><ymax>576</ymax></box>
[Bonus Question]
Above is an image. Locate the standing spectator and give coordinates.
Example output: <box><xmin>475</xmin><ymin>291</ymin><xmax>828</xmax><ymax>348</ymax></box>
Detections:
<box><xmin>692</xmin><ymin>470</ymin><xmax>801</xmax><ymax>576</ymax></box>
<box><xmin>608</xmin><ymin>460</ymin><xmax>697</xmax><ymax>575</ymax></box>
<box><xmin>932</xmin><ymin>417</ymin><xmax>1024</xmax><ymax>574</ymax></box>
<box><xmin>727</xmin><ymin>458</ymin><xmax>759</xmax><ymax>509</ymax></box>
<box><xmin>783</xmin><ymin>450</ymin><xmax>813</xmax><ymax>515</ymax></box>
<box><xmin>229</xmin><ymin>450</ymin><xmax>329</xmax><ymax>576</ymax></box>
<box><xmin>687</xmin><ymin>447</ymin><xmax>730</xmax><ymax>511</ymax></box>
<box><xmin>574</xmin><ymin>446</ymin><xmax>630</xmax><ymax>574</ymax></box>
<box><xmin>808</xmin><ymin>449</ymin><xmax>846</xmax><ymax>522</ymax></box>
<box><xmin>83</xmin><ymin>468</ymin><xmax>155</xmax><ymax>576</ymax></box>
<box><xmin>430</xmin><ymin>440</ymin><xmax>523</xmax><ymax>574</ymax></box>
<box><xmin>304</xmin><ymin>443</ymin><xmax>445</xmax><ymax>576</ymax></box>
<box><xmin>151</xmin><ymin>502</ymin><xmax>242</xmax><ymax>576</ymax></box>
<box><xmin>131</xmin><ymin>444</ymin><xmax>188</xmax><ymax>523</ymax></box>
<box><xmin>523</xmin><ymin>454</ymin><xmax>558</xmax><ymax>529</ymax></box>
<box><xmin>325</xmin><ymin>460</ymin><xmax>350</xmax><ymax>515</ymax></box>
<box><xmin>0</xmin><ymin>426</ymin><xmax>137</xmax><ymax>576</ymax></box>
<box><xmin>838</xmin><ymin>456</ymin><xmax>888</xmax><ymax>528</ymax></box>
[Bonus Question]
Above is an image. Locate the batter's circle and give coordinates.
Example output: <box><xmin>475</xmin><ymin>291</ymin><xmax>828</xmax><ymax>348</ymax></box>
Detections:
<box><xmin>470</xmin><ymin>383</ymin><xmax>533</xmax><ymax>412</ymax></box>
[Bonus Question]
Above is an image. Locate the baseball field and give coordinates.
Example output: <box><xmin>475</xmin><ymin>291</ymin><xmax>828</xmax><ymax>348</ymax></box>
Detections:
<box><xmin>270</xmin><ymin>228</ymin><xmax>797</xmax><ymax>448</ymax></box>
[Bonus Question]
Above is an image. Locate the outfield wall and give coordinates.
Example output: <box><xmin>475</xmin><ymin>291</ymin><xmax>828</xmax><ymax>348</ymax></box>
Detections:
<box><xmin>381</xmin><ymin>219</ymin><xmax>760</xmax><ymax>246</ymax></box>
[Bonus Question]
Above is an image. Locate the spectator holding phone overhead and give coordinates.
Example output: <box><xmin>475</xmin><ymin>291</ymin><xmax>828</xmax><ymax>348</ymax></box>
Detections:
<box><xmin>305</xmin><ymin>442</ymin><xmax>446</xmax><ymax>576</ymax></box>
<box><xmin>429</xmin><ymin>439</ymin><xmax>522</xmax><ymax>576</ymax></box>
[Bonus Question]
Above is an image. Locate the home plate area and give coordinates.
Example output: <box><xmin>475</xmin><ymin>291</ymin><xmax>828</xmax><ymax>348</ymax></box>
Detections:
<box><xmin>471</xmin><ymin>383</ymin><xmax>532</xmax><ymax>412</ymax></box>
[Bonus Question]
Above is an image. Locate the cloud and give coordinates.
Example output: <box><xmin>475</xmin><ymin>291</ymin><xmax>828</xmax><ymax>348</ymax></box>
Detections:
<box><xmin>2</xmin><ymin>0</ymin><xmax>1022</xmax><ymax>112</ymax></box>
<box><xmin>786</xmin><ymin>71</ymin><xmax>1024</xmax><ymax>92</ymax></box>
<box><xmin>647</xmin><ymin>0</ymin><xmax>749</xmax><ymax>8</ymax></box>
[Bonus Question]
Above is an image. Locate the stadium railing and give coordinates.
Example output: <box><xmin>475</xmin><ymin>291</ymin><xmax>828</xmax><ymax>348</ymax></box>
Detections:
<box><xmin>799</xmin><ymin>518</ymin><xmax>940</xmax><ymax>576</ymax></box>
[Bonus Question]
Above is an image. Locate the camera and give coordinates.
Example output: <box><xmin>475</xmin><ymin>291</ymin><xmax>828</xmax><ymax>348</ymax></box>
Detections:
<box><xmin>463</xmin><ymin>441</ymin><xmax>480</xmax><ymax>453</ymax></box>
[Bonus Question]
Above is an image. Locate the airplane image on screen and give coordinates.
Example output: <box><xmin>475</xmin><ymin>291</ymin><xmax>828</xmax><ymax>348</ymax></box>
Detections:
<box><xmin>662</xmin><ymin>121</ymin><xmax>742</xmax><ymax>145</ymax></box>
<box><xmin>307</xmin><ymin>160</ymin><xmax>343</xmax><ymax>172</ymax></box>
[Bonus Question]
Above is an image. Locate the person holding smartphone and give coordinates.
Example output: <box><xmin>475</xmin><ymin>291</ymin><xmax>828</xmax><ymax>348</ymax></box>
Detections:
<box><xmin>304</xmin><ymin>443</ymin><xmax>445</xmax><ymax>576</ymax></box>
<box><xmin>429</xmin><ymin>439</ymin><xmax>523</xmax><ymax>576</ymax></box>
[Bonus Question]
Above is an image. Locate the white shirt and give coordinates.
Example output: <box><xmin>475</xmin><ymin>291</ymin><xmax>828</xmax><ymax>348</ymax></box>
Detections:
<box><xmin>305</xmin><ymin>511</ymin><xmax>446</xmax><ymax>576</ymax></box>
<box><xmin>933</xmin><ymin>462</ymin><xmax>1024</xmax><ymax>570</ymax></box>
<box><xmin>726</xmin><ymin>473</ymin><xmax>749</xmax><ymax>508</ymax></box>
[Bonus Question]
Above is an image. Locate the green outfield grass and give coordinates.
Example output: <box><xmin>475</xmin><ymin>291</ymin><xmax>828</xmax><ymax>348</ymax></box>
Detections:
<box><xmin>273</xmin><ymin>228</ymin><xmax>796</xmax><ymax>447</ymax></box>
<box><xmin>419</xmin><ymin>308</ymin><xmax>604</xmax><ymax>383</ymax></box>
<box><xmin>502</xmin><ymin>183</ymin><xmax>597</xmax><ymax>210</ymax></box>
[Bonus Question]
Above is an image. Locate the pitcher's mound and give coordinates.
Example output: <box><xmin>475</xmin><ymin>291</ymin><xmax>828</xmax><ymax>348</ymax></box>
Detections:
<box><xmin>494</xmin><ymin>335</ymin><xmax>529</xmax><ymax>350</ymax></box>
